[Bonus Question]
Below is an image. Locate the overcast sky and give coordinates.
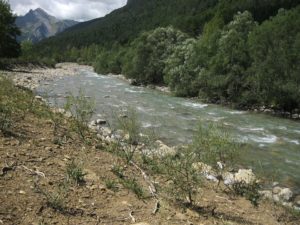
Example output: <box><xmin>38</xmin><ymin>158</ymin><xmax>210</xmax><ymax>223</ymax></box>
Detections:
<box><xmin>8</xmin><ymin>0</ymin><xmax>127</xmax><ymax>21</ymax></box>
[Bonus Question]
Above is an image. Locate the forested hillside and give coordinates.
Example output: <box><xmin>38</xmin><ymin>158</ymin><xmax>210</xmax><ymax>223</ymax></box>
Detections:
<box><xmin>28</xmin><ymin>0</ymin><xmax>300</xmax><ymax>112</ymax></box>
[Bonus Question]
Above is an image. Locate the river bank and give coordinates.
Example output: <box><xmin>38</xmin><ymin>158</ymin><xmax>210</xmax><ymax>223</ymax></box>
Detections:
<box><xmin>108</xmin><ymin>74</ymin><xmax>300</xmax><ymax>121</ymax></box>
<box><xmin>1</xmin><ymin>71</ymin><xmax>300</xmax><ymax>224</ymax></box>
<box><xmin>1</xmin><ymin>63</ymin><xmax>296</xmax><ymax>205</ymax></box>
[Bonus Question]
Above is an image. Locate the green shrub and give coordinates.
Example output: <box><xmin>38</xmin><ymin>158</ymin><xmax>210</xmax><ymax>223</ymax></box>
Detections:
<box><xmin>121</xmin><ymin>177</ymin><xmax>145</xmax><ymax>199</ymax></box>
<box><xmin>64</xmin><ymin>89</ymin><xmax>95</xmax><ymax>141</ymax></box>
<box><xmin>162</xmin><ymin>146</ymin><xmax>202</xmax><ymax>205</ymax></box>
<box><xmin>66</xmin><ymin>160</ymin><xmax>86</xmax><ymax>185</ymax></box>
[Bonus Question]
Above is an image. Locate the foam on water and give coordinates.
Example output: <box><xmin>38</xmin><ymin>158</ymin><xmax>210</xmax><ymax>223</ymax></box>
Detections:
<box><xmin>226</xmin><ymin>111</ymin><xmax>246</xmax><ymax>115</ymax></box>
<box><xmin>125</xmin><ymin>88</ymin><xmax>145</xmax><ymax>93</ymax></box>
<box><xmin>249</xmin><ymin>134</ymin><xmax>278</xmax><ymax>143</ymax></box>
<box><xmin>239</xmin><ymin>127</ymin><xmax>265</xmax><ymax>132</ymax></box>
<box><xmin>283</xmin><ymin>138</ymin><xmax>300</xmax><ymax>145</ymax></box>
<box><xmin>182</xmin><ymin>102</ymin><xmax>208</xmax><ymax>109</ymax></box>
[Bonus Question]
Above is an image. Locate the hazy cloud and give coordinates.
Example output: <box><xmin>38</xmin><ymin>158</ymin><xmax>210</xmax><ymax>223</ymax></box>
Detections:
<box><xmin>8</xmin><ymin>0</ymin><xmax>127</xmax><ymax>21</ymax></box>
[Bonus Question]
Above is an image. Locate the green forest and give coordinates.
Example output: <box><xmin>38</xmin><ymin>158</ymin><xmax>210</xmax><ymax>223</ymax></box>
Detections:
<box><xmin>4</xmin><ymin>0</ymin><xmax>300</xmax><ymax>112</ymax></box>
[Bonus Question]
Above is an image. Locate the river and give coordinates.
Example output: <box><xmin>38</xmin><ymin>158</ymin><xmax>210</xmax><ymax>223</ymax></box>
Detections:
<box><xmin>36</xmin><ymin>68</ymin><xmax>300</xmax><ymax>192</ymax></box>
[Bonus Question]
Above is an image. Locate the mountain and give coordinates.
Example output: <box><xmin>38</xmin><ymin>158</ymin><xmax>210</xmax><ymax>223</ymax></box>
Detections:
<box><xmin>35</xmin><ymin>0</ymin><xmax>299</xmax><ymax>50</ymax></box>
<box><xmin>16</xmin><ymin>8</ymin><xmax>78</xmax><ymax>43</ymax></box>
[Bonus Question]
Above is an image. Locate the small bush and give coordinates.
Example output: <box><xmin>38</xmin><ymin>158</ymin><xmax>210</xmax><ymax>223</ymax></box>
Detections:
<box><xmin>66</xmin><ymin>160</ymin><xmax>86</xmax><ymax>185</ymax></box>
<box><xmin>232</xmin><ymin>181</ymin><xmax>260</xmax><ymax>207</ymax></box>
<box><xmin>162</xmin><ymin>146</ymin><xmax>202</xmax><ymax>205</ymax></box>
<box><xmin>116</xmin><ymin>108</ymin><xmax>141</xmax><ymax>145</ymax></box>
<box><xmin>64</xmin><ymin>89</ymin><xmax>95</xmax><ymax>141</ymax></box>
<box><xmin>121</xmin><ymin>177</ymin><xmax>145</xmax><ymax>199</ymax></box>
<box><xmin>34</xmin><ymin>182</ymin><xmax>68</xmax><ymax>212</ymax></box>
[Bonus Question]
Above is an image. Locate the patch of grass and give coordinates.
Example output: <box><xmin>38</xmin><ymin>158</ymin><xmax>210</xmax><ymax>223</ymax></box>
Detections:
<box><xmin>121</xmin><ymin>177</ymin><xmax>145</xmax><ymax>199</ymax></box>
<box><xmin>34</xmin><ymin>182</ymin><xmax>68</xmax><ymax>212</ymax></box>
<box><xmin>66</xmin><ymin>160</ymin><xmax>86</xmax><ymax>185</ymax></box>
<box><xmin>105</xmin><ymin>179</ymin><xmax>119</xmax><ymax>192</ymax></box>
<box><xmin>111</xmin><ymin>164</ymin><xmax>125</xmax><ymax>179</ymax></box>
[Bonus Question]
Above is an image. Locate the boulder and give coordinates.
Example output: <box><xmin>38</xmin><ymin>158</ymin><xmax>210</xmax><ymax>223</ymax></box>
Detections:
<box><xmin>100</xmin><ymin>127</ymin><xmax>112</xmax><ymax>137</ymax></box>
<box><xmin>259</xmin><ymin>190</ymin><xmax>273</xmax><ymax>200</ymax></box>
<box><xmin>155</xmin><ymin>140</ymin><xmax>176</xmax><ymax>156</ymax></box>
<box><xmin>272</xmin><ymin>186</ymin><xmax>282</xmax><ymax>195</ymax></box>
<box><xmin>294</xmin><ymin>195</ymin><xmax>300</xmax><ymax>207</ymax></box>
<box><xmin>234</xmin><ymin>169</ymin><xmax>256</xmax><ymax>184</ymax></box>
<box><xmin>278</xmin><ymin>188</ymin><xmax>293</xmax><ymax>202</ymax></box>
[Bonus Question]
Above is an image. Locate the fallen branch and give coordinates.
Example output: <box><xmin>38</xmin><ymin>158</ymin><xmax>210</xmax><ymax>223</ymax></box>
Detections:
<box><xmin>152</xmin><ymin>200</ymin><xmax>160</xmax><ymax>215</ymax></box>
<box><xmin>129</xmin><ymin>160</ymin><xmax>157</xmax><ymax>197</ymax></box>
<box><xmin>20</xmin><ymin>165</ymin><xmax>46</xmax><ymax>178</ymax></box>
<box><xmin>129</xmin><ymin>211</ymin><xmax>136</xmax><ymax>223</ymax></box>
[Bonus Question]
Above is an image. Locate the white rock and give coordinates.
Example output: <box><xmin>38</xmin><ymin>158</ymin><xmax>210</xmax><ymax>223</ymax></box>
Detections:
<box><xmin>223</xmin><ymin>172</ymin><xmax>235</xmax><ymax>185</ymax></box>
<box><xmin>259</xmin><ymin>190</ymin><xmax>273</xmax><ymax>200</ymax></box>
<box><xmin>234</xmin><ymin>169</ymin><xmax>256</xmax><ymax>184</ymax></box>
<box><xmin>272</xmin><ymin>186</ymin><xmax>282</xmax><ymax>194</ymax></box>
<box><xmin>278</xmin><ymin>188</ymin><xmax>293</xmax><ymax>202</ymax></box>
<box><xmin>155</xmin><ymin>140</ymin><xmax>176</xmax><ymax>156</ymax></box>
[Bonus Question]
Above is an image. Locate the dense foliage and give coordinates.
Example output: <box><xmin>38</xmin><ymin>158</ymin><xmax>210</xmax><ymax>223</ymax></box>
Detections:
<box><xmin>25</xmin><ymin>0</ymin><xmax>300</xmax><ymax>112</ymax></box>
<box><xmin>0</xmin><ymin>0</ymin><xmax>20</xmax><ymax>58</ymax></box>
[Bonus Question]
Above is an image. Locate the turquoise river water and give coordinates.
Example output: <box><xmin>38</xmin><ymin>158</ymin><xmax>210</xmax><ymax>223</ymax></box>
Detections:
<box><xmin>36</xmin><ymin>68</ymin><xmax>300</xmax><ymax>192</ymax></box>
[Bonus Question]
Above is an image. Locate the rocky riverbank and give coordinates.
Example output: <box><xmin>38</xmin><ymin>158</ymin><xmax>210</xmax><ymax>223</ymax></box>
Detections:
<box><xmin>1</xmin><ymin>66</ymin><xmax>300</xmax><ymax>224</ymax></box>
<box><xmin>1</xmin><ymin>63</ymin><xmax>93</xmax><ymax>91</ymax></box>
<box><xmin>1</xmin><ymin>63</ymin><xmax>300</xmax><ymax>213</ymax></box>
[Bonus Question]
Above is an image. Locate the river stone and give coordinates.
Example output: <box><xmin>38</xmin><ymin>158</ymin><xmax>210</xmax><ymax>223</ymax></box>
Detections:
<box><xmin>234</xmin><ymin>169</ymin><xmax>256</xmax><ymax>184</ymax></box>
<box><xmin>272</xmin><ymin>186</ymin><xmax>282</xmax><ymax>194</ymax></box>
<box><xmin>223</xmin><ymin>172</ymin><xmax>235</xmax><ymax>185</ymax></box>
<box><xmin>155</xmin><ymin>140</ymin><xmax>176</xmax><ymax>156</ymax></box>
<box><xmin>259</xmin><ymin>190</ymin><xmax>273</xmax><ymax>200</ymax></box>
<box><xmin>294</xmin><ymin>195</ymin><xmax>300</xmax><ymax>207</ymax></box>
<box><xmin>95</xmin><ymin>119</ymin><xmax>107</xmax><ymax>125</ymax></box>
<box><xmin>100</xmin><ymin>127</ymin><xmax>112</xmax><ymax>137</ymax></box>
<box><xmin>278</xmin><ymin>188</ymin><xmax>293</xmax><ymax>202</ymax></box>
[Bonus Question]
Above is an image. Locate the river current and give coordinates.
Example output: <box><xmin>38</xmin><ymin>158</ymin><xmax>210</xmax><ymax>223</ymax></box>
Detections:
<box><xmin>36</xmin><ymin>68</ymin><xmax>300</xmax><ymax>192</ymax></box>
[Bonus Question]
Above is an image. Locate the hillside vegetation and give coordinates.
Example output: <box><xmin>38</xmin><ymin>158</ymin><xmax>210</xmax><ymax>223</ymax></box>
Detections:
<box><xmin>26</xmin><ymin>0</ymin><xmax>300</xmax><ymax>112</ymax></box>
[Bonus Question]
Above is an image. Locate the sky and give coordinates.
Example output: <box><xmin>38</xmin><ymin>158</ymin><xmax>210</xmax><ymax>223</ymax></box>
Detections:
<box><xmin>8</xmin><ymin>0</ymin><xmax>127</xmax><ymax>21</ymax></box>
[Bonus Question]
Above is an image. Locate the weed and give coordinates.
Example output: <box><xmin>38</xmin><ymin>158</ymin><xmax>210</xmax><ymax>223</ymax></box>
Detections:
<box><xmin>121</xmin><ymin>177</ymin><xmax>145</xmax><ymax>199</ymax></box>
<box><xmin>64</xmin><ymin>89</ymin><xmax>95</xmax><ymax>141</ymax></box>
<box><xmin>66</xmin><ymin>160</ymin><xmax>86</xmax><ymax>185</ymax></box>
<box><xmin>34</xmin><ymin>182</ymin><xmax>68</xmax><ymax>212</ymax></box>
<box><xmin>105</xmin><ymin>179</ymin><xmax>119</xmax><ymax>192</ymax></box>
<box><xmin>111</xmin><ymin>164</ymin><xmax>125</xmax><ymax>179</ymax></box>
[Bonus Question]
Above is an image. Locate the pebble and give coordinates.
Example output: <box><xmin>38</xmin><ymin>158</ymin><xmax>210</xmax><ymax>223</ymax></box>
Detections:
<box><xmin>19</xmin><ymin>190</ymin><xmax>26</xmax><ymax>195</ymax></box>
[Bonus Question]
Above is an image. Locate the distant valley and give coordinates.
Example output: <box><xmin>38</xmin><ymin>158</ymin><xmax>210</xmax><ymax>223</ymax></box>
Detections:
<box><xmin>16</xmin><ymin>8</ymin><xmax>78</xmax><ymax>43</ymax></box>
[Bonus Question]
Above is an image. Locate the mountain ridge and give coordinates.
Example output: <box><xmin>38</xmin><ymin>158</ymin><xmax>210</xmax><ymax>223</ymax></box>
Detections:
<box><xmin>16</xmin><ymin>8</ymin><xmax>78</xmax><ymax>43</ymax></box>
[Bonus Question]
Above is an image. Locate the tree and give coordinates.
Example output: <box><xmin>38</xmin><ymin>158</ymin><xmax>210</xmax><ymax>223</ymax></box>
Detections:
<box><xmin>126</xmin><ymin>27</ymin><xmax>188</xmax><ymax>84</ymax></box>
<box><xmin>164</xmin><ymin>38</ymin><xmax>199</xmax><ymax>96</ymax></box>
<box><xmin>204</xmin><ymin>11</ymin><xmax>257</xmax><ymax>103</ymax></box>
<box><xmin>20</xmin><ymin>40</ymin><xmax>33</xmax><ymax>60</ymax></box>
<box><xmin>0</xmin><ymin>0</ymin><xmax>20</xmax><ymax>58</ymax></box>
<box><xmin>248</xmin><ymin>7</ymin><xmax>300</xmax><ymax>111</ymax></box>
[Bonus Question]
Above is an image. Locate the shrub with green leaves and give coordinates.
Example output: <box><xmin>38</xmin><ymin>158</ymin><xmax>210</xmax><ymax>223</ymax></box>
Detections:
<box><xmin>116</xmin><ymin>108</ymin><xmax>141</xmax><ymax>145</ymax></box>
<box><xmin>64</xmin><ymin>89</ymin><xmax>95</xmax><ymax>141</ymax></box>
<box><xmin>162</xmin><ymin>146</ymin><xmax>202</xmax><ymax>205</ymax></box>
<box><xmin>192</xmin><ymin>123</ymin><xmax>240</xmax><ymax>175</ymax></box>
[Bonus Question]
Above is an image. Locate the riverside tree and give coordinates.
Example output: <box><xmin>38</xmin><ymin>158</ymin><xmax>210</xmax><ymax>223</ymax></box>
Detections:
<box><xmin>0</xmin><ymin>0</ymin><xmax>20</xmax><ymax>58</ymax></box>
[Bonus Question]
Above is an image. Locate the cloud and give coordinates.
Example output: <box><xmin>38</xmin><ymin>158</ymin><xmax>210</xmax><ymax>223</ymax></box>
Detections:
<box><xmin>8</xmin><ymin>0</ymin><xmax>127</xmax><ymax>21</ymax></box>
